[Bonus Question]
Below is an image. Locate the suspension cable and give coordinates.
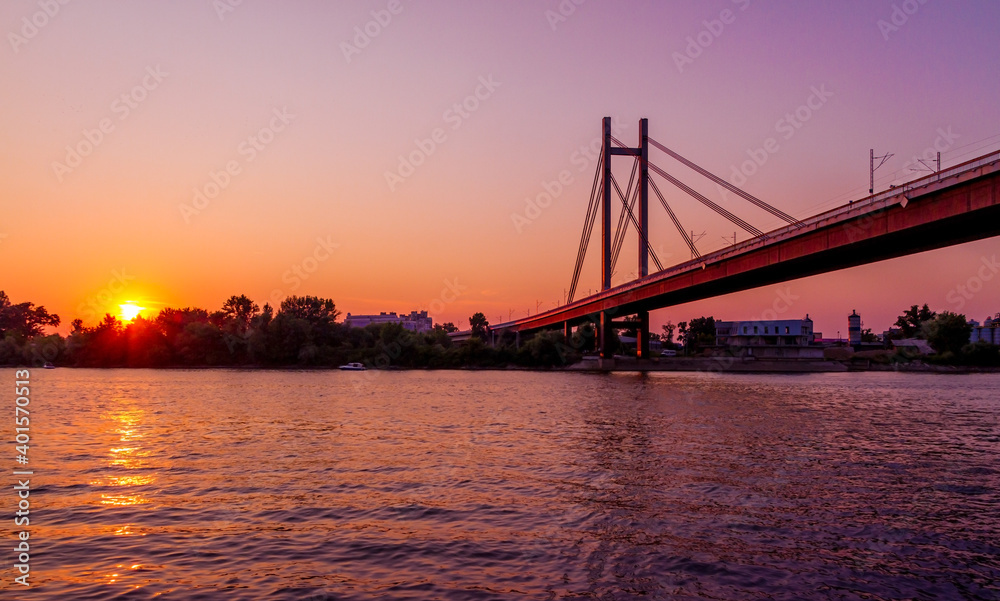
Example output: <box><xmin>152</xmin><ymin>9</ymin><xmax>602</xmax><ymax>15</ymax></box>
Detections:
<box><xmin>568</xmin><ymin>153</ymin><xmax>604</xmax><ymax>303</ymax></box>
<box><xmin>647</xmin><ymin>136</ymin><xmax>800</xmax><ymax>226</ymax></box>
<box><xmin>609</xmin><ymin>171</ymin><xmax>665</xmax><ymax>273</ymax></box>
<box><xmin>647</xmin><ymin>160</ymin><xmax>764</xmax><ymax>238</ymax></box>
<box><xmin>649</xmin><ymin>177</ymin><xmax>700</xmax><ymax>259</ymax></box>
<box><xmin>610</xmin><ymin>157</ymin><xmax>639</xmax><ymax>271</ymax></box>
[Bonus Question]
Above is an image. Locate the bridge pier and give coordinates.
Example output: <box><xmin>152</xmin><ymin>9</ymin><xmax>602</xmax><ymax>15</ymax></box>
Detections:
<box><xmin>636</xmin><ymin>310</ymin><xmax>650</xmax><ymax>359</ymax></box>
<box><xmin>599</xmin><ymin>310</ymin><xmax>614</xmax><ymax>361</ymax></box>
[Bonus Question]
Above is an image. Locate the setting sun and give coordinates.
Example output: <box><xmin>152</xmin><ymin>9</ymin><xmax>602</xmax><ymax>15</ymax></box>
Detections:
<box><xmin>119</xmin><ymin>303</ymin><xmax>145</xmax><ymax>321</ymax></box>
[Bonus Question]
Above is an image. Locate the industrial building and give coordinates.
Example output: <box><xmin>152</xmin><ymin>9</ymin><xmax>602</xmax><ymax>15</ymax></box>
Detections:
<box><xmin>714</xmin><ymin>315</ymin><xmax>824</xmax><ymax>359</ymax></box>
<box><xmin>970</xmin><ymin>317</ymin><xmax>1000</xmax><ymax>345</ymax></box>
<box><xmin>344</xmin><ymin>310</ymin><xmax>433</xmax><ymax>333</ymax></box>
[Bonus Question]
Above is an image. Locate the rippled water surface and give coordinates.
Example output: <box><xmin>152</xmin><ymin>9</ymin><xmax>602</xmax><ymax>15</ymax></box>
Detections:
<box><xmin>6</xmin><ymin>369</ymin><xmax>1000</xmax><ymax>599</ymax></box>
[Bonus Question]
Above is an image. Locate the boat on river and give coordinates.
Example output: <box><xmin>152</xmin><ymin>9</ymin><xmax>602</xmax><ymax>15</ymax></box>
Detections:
<box><xmin>338</xmin><ymin>362</ymin><xmax>366</xmax><ymax>371</ymax></box>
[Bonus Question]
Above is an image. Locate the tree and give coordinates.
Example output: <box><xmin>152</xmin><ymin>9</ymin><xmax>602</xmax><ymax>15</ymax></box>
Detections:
<box><xmin>571</xmin><ymin>323</ymin><xmax>596</xmax><ymax>353</ymax></box>
<box><xmin>894</xmin><ymin>304</ymin><xmax>936</xmax><ymax>338</ymax></box>
<box><xmin>860</xmin><ymin>328</ymin><xmax>878</xmax><ymax>343</ymax></box>
<box><xmin>922</xmin><ymin>311</ymin><xmax>972</xmax><ymax>355</ymax></box>
<box><xmin>0</xmin><ymin>291</ymin><xmax>60</xmax><ymax>340</ymax></box>
<box><xmin>435</xmin><ymin>322</ymin><xmax>458</xmax><ymax>333</ymax></box>
<box><xmin>516</xmin><ymin>331</ymin><xmax>572</xmax><ymax>367</ymax></box>
<box><xmin>221</xmin><ymin>294</ymin><xmax>260</xmax><ymax>333</ymax></box>
<box><xmin>680</xmin><ymin>316</ymin><xmax>716</xmax><ymax>354</ymax></box>
<box><xmin>279</xmin><ymin>296</ymin><xmax>340</xmax><ymax>323</ymax></box>
<box><xmin>71</xmin><ymin>314</ymin><xmax>126</xmax><ymax>367</ymax></box>
<box><xmin>661</xmin><ymin>321</ymin><xmax>676</xmax><ymax>348</ymax></box>
<box><xmin>469</xmin><ymin>312</ymin><xmax>489</xmax><ymax>341</ymax></box>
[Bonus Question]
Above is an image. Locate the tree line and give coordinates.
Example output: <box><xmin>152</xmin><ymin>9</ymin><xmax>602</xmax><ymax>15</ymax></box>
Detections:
<box><xmin>1</xmin><ymin>291</ymin><xmax>997</xmax><ymax>368</ymax></box>
<box><xmin>0</xmin><ymin>293</ymin><xmax>589</xmax><ymax>369</ymax></box>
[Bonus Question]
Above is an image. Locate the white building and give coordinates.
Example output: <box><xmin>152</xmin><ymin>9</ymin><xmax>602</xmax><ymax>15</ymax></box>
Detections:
<box><xmin>345</xmin><ymin>310</ymin><xmax>433</xmax><ymax>333</ymax></box>
<box><xmin>715</xmin><ymin>315</ymin><xmax>823</xmax><ymax>359</ymax></box>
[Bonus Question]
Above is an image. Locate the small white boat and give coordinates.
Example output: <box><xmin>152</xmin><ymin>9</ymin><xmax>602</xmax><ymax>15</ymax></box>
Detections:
<box><xmin>338</xmin><ymin>362</ymin><xmax>366</xmax><ymax>371</ymax></box>
<box><xmin>43</xmin><ymin>362</ymin><xmax>56</xmax><ymax>369</ymax></box>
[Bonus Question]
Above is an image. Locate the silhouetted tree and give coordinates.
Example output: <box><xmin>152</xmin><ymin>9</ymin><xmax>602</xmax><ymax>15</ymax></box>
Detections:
<box><xmin>0</xmin><ymin>290</ymin><xmax>60</xmax><ymax>340</ymax></box>
<box><xmin>571</xmin><ymin>323</ymin><xmax>596</xmax><ymax>353</ymax></box>
<box><xmin>516</xmin><ymin>331</ymin><xmax>572</xmax><ymax>367</ymax></box>
<box><xmin>124</xmin><ymin>316</ymin><xmax>171</xmax><ymax>367</ymax></box>
<box><xmin>469</xmin><ymin>312</ymin><xmax>489</xmax><ymax>341</ymax></box>
<box><xmin>279</xmin><ymin>296</ymin><xmax>340</xmax><ymax>323</ymax></box>
<box><xmin>894</xmin><ymin>304</ymin><xmax>936</xmax><ymax>338</ymax></box>
<box><xmin>680</xmin><ymin>316</ymin><xmax>716</xmax><ymax>354</ymax></box>
<box><xmin>922</xmin><ymin>311</ymin><xmax>972</xmax><ymax>355</ymax></box>
<box><xmin>221</xmin><ymin>294</ymin><xmax>260</xmax><ymax>334</ymax></box>
<box><xmin>661</xmin><ymin>321</ymin><xmax>676</xmax><ymax>348</ymax></box>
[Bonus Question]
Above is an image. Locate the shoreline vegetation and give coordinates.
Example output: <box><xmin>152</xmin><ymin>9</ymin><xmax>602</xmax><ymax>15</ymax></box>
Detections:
<box><xmin>1</xmin><ymin>291</ymin><xmax>999</xmax><ymax>372</ymax></box>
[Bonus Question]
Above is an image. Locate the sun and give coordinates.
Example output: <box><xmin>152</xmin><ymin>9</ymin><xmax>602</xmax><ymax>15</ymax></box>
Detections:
<box><xmin>119</xmin><ymin>302</ymin><xmax>145</xmax><ymax>321</ymax></box>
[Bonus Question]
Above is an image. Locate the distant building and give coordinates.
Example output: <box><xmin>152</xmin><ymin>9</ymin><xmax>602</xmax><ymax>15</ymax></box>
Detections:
<box><xmin>970</xmin><ymin>317</ymin><xmax>1000</xmax><ymax>345</ymax></box>
<box><xmin>345</xmin><ymin>310</ymin><xmax>433</xmax><ymax>333</ymax></box>
<box><xmin>848</xmin><ymin>310</ymin><xmax>862</xmax><ymax>346</ymax></box>
<box><xmin>881</xmin><ymin>327</ymin><xmax>902</xmax><ymax>343</ymax></box>
<box><xmin>714</xmin><ymin>315</ymin><xmax>823</xmax><ymax>359</ymax></box>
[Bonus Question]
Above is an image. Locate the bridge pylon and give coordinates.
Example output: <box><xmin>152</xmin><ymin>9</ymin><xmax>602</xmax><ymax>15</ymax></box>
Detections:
<box><xmin>598</xmin><ymin>117</ymin><xmax>651</xmax><ymax>361</ymax></box>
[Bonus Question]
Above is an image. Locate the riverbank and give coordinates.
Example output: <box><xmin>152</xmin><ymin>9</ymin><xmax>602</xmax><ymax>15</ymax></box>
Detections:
<box><xmin>563</xmin><ymin>356</ymin><xmax>1000</xmax><ymax>374</ymax></box>
<box><xmin>7</xmin><ymin>359</ymin><xmax>1000</xmax><ymax>374</ymax></box>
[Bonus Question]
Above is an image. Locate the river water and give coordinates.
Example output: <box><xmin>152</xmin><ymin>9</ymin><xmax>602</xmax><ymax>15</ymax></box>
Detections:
<box><xmin>5</xmin><ymin>369</ymin><xmax>1000</xmax><ymax>599</ymax></box>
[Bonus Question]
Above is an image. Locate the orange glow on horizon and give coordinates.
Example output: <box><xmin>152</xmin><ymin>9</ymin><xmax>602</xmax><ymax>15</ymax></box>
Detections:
<box><xmin>119</xmin><ymin>302</ymin><xmax>145</xmax><ymax>322</ymax></box>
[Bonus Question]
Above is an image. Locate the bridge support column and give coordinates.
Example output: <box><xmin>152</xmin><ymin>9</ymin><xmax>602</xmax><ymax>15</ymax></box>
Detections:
<box><xmin>602</xmin><ymin>117</ymin><xmax>612</xmax><ymax>291</ymax></box>
<box><xmin>563</xmin><ymin>321</ymin><xmax>571</xmax><ymax>341</ymax></box>
<box><xmin>636</xmin><ymin>310</ymin><xmax>650</xmax><ymax>360</ymax></box>
<box><xmin>638</xmin><ymin>118</ymin><xmax>649</xmax><ymax>279</ymax></box>
<box><xmin>599</xmin><ymin>310</ymin><xmax>615</xmax><ymax>369</ymax></box>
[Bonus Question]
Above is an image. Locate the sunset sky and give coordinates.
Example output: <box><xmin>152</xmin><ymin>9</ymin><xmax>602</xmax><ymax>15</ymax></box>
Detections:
<box><xmin>2</xmin><ymin>0</ymin><xmax>999</xmax><ymax>337</ymax></box>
